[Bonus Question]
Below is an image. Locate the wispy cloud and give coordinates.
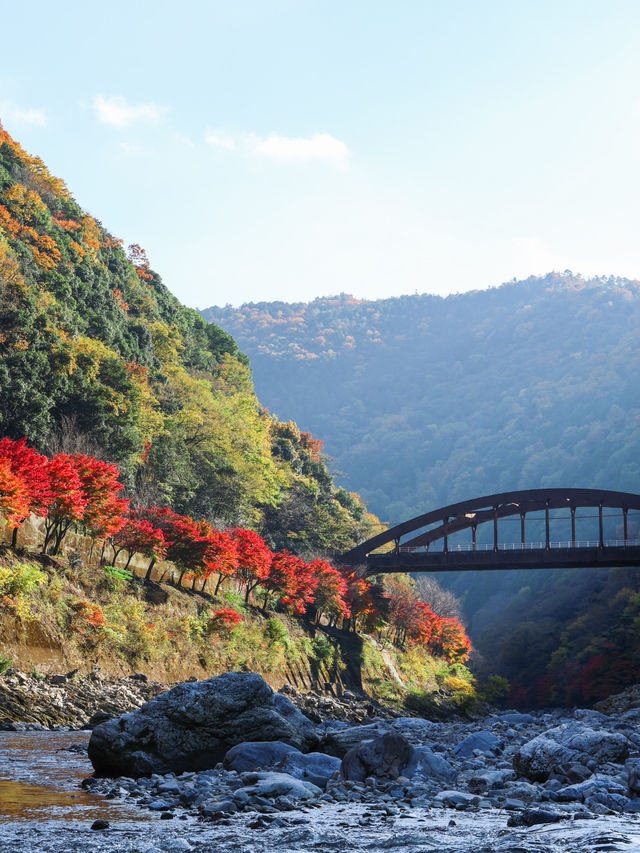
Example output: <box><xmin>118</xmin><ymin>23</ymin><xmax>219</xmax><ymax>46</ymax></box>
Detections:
<box><xmin>94</xmin><ymin>94</ymin><xmax>167</xmax><ymax>128</ymax></box>
<box><xmin>0</xmin><ymin>100</ymin><xmax>47</xmax><ymax>127</ymax></box>
<box><xmin>253</xmin><ymin>133</ymin><xmax>348</xmax><ymax>167</ymax></box>
<box><xmin>205</xmin><ymin>129</ymin><xmax>349</xmax><ymax>167</ymax></box>
<box><xmin>205</xmin><ymin>130</ymin><xmax>236</xmax><ymax>150</ymax></box>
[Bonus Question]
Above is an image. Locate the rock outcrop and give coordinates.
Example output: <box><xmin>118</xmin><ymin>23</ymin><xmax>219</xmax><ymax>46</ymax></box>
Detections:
<box><xmin>88</xmin><ymin>672</ymin><xmax>317</xmax><ymax>777</ymax></box>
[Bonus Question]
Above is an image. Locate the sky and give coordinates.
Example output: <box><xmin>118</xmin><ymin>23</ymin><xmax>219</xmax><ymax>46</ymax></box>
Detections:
<box><xmin>2</xmin><ymin>0</ymin><xmax>640</xmax><ymax>309</ymax></box>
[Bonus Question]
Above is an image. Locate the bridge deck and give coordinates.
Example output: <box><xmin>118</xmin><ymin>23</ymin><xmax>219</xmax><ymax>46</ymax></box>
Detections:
<box><xmin>365</xmin><ymin>545</ymin><xmax>640</xmax><ymax>575</ymax></box>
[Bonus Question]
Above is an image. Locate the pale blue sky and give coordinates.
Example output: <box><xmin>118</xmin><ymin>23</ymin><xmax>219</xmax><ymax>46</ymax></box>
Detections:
<box><xmin>2</xmin><ymin>1</ymin><xmax>640</xmax><ymax>307</ymax></box>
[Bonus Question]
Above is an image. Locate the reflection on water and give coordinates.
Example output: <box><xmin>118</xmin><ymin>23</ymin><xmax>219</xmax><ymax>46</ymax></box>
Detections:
<box><xmin>0</xmin><ymin>730</ymin><xmax>148</xmax><ymax>823</ymax></box>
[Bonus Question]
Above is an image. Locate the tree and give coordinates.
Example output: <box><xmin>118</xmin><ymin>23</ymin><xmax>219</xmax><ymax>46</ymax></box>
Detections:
<box><xmin>0</xmin><ymin>457</ymin><xmax>30</xmax><ymax>530</ymax></box>
<box><xmin>307</xmin><ymin>558</ymin><xmax>350</xmax><ymax>624</ymax></box>
<box><xmin>262</xmin><ymin>550</ymin><xmax>316</xmax><ymax>614</ymax></box>
<box><xmin>230</xmin><ymin>527</ymin><xmax>272</xmax><ymax>603</ymax></box>
<box><xmin>0</xmin><ymin>438</ymin><xmax>50</xmax><ymax>542</ymax></box>
<box><xmin>71</xmin><ymin>454</ymin><xmax>128</xmax><ymax>541</ymax></box>
<box><xmin>109</xmin><ymin>517</ymin><xmax>166</xmax><ymax>575</ymax></box>
<box><xmin>43</xmin><ymin>454</ymin><xmax>87</xmax><ymax>554</ymax></box>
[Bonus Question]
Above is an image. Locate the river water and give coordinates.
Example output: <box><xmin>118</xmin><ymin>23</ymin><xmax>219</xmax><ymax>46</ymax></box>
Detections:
<box><xmin>2</xmin><ymin>731</ymin><xmax>640</xmax><ymax>852</ymax></box>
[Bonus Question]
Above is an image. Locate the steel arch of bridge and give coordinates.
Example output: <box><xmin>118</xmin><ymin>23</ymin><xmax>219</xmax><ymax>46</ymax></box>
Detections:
<box><xmin>338</xmin><ymin>488</ymin><xmax>640</xmax><ymax>576</ymax></box>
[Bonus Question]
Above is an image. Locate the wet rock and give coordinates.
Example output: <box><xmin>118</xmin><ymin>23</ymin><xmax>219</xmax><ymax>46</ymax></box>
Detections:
<box><xmin>434</xmin><ymin>790</ymin><xmax>480</xmax><ymax>807</ymax></box>
<box><xmin>513</xmin><ymin>724</ymin><xmax>629</xmax><ymax>782</ymax></box>
<box><xmin>342</xmin><ymin>732</ymin><xmax>411</xmax><ymax>782</ymax></box>
<box><xmin>507</xmin><ymin>808</ymin><xmax>564</xmax><ymax>826</ymax></box>
<box><xmin>88</xmin><ymin>672</ymin><xmax>317</xmax><ymax>777</ymax></box>
<box><xmin>90</xmin><ymin>818</ymin><xmax>110</xmax><ymax>829</ymax></box>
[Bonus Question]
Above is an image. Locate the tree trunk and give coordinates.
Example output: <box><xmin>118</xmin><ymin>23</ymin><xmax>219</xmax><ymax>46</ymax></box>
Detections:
<box><xmin>144</xmin><ymin>557</ymin><xmax>156</xmax><ymax>583</ymax></box>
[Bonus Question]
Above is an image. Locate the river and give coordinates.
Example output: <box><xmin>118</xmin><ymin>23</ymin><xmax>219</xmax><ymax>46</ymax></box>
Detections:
<box><xmin>2</xmin><ymin>730</ymin><xmax>640</xmax><ymax>852</ymax></box>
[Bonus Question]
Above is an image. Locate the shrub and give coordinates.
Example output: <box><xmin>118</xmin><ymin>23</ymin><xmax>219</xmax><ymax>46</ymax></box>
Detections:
<box><xmin>478</xmin><ymin>674</ymin><xmax>510</xmax><ymax>706</ymax></box>
<box><xmin>265</xmin><ymin>617</ymin><xmax>289</xmax><ymax>647</ymax></box>
<box><xmin>208</xmin><ymin>607</ymin><xmax>242</xmax><ymax>633</ymax></box>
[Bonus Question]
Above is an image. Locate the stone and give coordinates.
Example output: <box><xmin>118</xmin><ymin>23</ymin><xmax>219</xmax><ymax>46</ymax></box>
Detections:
<box><xmin>453</xmin><ymin>729</ymin><xmax>503</xmax><ymax>757</ymax></box>
<box><xmin>342</xmin><ymin>732</ymin><xmax>411</xmax><ymax>782</ymax></box>
<box><xmin>90</xmin><ymin>819</ymin><xmax>110</xmax><ymax>829</ymax></box>
<box><xmin>403</xmin><ymin>746</ymin><xmax>455</xmax><ymax>783</ymax></box>
<box><xmin>433</xmin><ymin>790</ymin><xmax>480</xmax><ymax>807</ymax></box>
<box><xmin>88</xmin><ymin>672</ymin><xmax>317</xmax><ymax>777</ymax></box>
<box><xmin>238</xmin><ymin>771</ymin><xmax>322</xmax><ymax>801</ymax></box>
<box><xmin>626</xmin><ymin>758</ymin><xmax>640</xmax><ymax>794</ymax></box>
<box><xmin>507</xmin><ymin>808</ymin><xmax>563</xmax><ymax>827</ymax></box>
<box><xmin>514</xmin><ymin>724</ymin><xmax>630</xmax><ymax>782</ymax></box>
<box><xmin>279</xmin><ymin>751</ymin><xmax>342</xmax><ymax>789</ymax></box>
<box><xmin>224</xmin><ymin>741</ymin><xmax>301</xmax><ymax>773</ymax></box>
<box><xmin>320</xmin><ymin>722</ymin><xmax>392</xmax><ymax>757</ymax></box>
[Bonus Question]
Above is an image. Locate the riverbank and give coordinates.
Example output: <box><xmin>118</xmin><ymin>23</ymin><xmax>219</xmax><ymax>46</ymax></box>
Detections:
<box><xmin>2</xmin><ymin>703</ymin><xmax>640</xmax><ymax>853</ymax></box>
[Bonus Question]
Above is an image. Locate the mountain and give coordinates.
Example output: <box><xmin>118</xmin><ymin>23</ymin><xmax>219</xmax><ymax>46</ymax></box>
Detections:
<box><xmin>202</xmin><ymin>276</ymin><xmax>640</xmax><ymax>705</ymax></box>
<box><xmin>0</xmin><ymin>122</ymin><xmax>380</xmax><ymax>554</ymax></box>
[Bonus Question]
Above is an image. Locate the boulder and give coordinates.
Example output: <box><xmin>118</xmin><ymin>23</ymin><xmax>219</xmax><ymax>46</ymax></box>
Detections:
<box><xmin>403</xmin><ymin>746</ymin><xmax>455</xmax><ymax>783</ymax></box>
<box><xmin>341</xmin><ymin>732</ymin><xmax>411</xmax><ymax>782</ymax></box>
<box><xmin>453</xmin><ymin>729</ymin><xmax>503</xmax><ymax>757</ymax></box>
<box><xmin>320</xmin><ymin>722</ymin><xmax>391</xmax><ymax>757</ymax></box>
<box><xmin>279</xmin><ymin>751</ymin><xmax>342</xmax><ymax>789</ymax></box>
<box><xmin>88</xmin><ymin>672</ymin><xmax>317</xmax><ymax>777</ymax></box>
<box><xmin>237</xmin><ymin>771</ymin><xmax>321</xmax><ymax>800</ymax></box>
<box><xmin>513</xmin><ymin>724</ymin><xmax>629</xmax><ymax>782</ymax></box>
<box><xmin>224</xmin><ymin>741</ymin><xmax>300</xmax><ymax>773</ymax></box>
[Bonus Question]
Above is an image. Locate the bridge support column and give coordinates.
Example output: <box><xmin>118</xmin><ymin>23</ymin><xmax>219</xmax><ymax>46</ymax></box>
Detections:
<box><xmin>493</xmin><ymin>507</ymin><xmax>498</xmax><ymax>552</ymax></box>
<box><xmin>545</xmin><ymin>500</ymin><xmax>550</xmax><ymax>551</ymax></box>
<box><xmin>443</xmin><ymin>518</ymin><xmax>448</xmax><ymax>553</ymax></box>
<box><xmin>520</xmin><ymin>513</ymin><xmax>525</xmax><ymax>548</ymax></box>
<box><xmin>624</xmin><ymin>508</ymin><xmax>628</xmax><ymax>546</ymax></box>
<box><xmin>571</xmin><ymin>506</ymin><xmax>576</xmax><ymax>547</ymax></box>
<box><xmin>472</xmin><ymin>524</ymin><xmax>477</xmax><ymax>551</ymax></box>
<box><xmin>599</xmin><ymin>504</ymin><xmax>604</xmax><ymax>549</ymax></box>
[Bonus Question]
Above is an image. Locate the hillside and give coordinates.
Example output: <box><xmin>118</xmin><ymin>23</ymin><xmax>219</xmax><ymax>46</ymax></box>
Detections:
<box><xmin>0</xmin><ymin>121</ymin><xmax>379</xmax><ymax>555</ymax></box>
<box><xmin>202</xmin><ymin>277</ymin><xmax>640</xmax><ymax>705</ymax></box>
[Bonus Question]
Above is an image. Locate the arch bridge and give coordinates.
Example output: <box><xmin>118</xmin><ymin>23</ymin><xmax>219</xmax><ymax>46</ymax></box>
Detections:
<box><xmin>338</xmin><ymin>489</ymin><xmax>640</xmax><ymax>577</ymax></box>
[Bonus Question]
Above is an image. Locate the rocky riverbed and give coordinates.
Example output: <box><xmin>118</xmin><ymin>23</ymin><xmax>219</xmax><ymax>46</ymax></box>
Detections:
<box><xmin>2</xmin><ymin>672</ymin><xmax>640</xmax><ymax>851</ymax></box>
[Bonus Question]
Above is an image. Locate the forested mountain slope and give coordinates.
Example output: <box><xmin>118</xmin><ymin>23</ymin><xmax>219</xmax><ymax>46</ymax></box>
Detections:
<box><xmin>203</xmin><ymin>276</ymin><xmax>640</xmax><ymax>705</ymax></box>
<box><xmin>202</xmin><ymin>277</ymin><xmax>640</xmax><ymax>522</ymax></box>
<box><xmin>0</xmin><ymin>122</ymin><xmax>380</xmax><ymax>554</ymax></box>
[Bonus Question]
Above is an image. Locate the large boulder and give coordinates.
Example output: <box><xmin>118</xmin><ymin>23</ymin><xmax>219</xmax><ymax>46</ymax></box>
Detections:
<box><xmin>88</xmin><ymin>672</ymin><xmax>317</xmax><ymax>777</ymax></box>
<box><xmin>513</xmin><ymin>724</ymin><xmax>629</xmax><ymax>782</ymax></box>
<box><xmin>320</xmin><ymin>722</ymin><xmax>392</xmax><ymax>758</ymax></box>
<box><xmin>341</xmin><ymin>732</ymin><xmax>411</xmax><ymax>782</ymax></box>
<box><xmin>223</xmin><ymin>741</ymin><xmax>299</xmax><ymax>773</ymax></box>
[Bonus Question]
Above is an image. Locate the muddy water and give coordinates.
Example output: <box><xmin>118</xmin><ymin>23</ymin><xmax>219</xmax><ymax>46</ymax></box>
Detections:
<box><xmin>2</xmin><ymin>731</ymin><xmax>640</xmax><ymax>852</ymax></box>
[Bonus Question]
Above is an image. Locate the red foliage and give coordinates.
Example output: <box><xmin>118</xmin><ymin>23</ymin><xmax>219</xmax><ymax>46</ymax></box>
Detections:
<box><xmin>230</xmin><ymin>527</ymin><xmax>272</xmax><ymax>602</ymax></box>
<box><xmin>208</xmin><ymin>607</ymin><xmax>242</xmax><ymax>633</ymax></box>
<box><xmin>307</xmin><ymin>558</ymin><xmax>350</xmax><ymax>621</ymax></box>
<box><xmin>43</xmin><ymin>454</ymin><xmax>88</xmax><ymax>554</ymax></box>
<box><xmin>263</xmin><ymin>551</ymin><xmax>317</xmax><ymax>614</ymax></box>
<box><xmin>299</xmin><ymin>431</ymin><xmax>324</xmax><ymax>461</ymax></box>
<box><xmin>127</xmin><ymin>243</ymin><xmax>153</xmax><ymax>280</ymax></box>
<box><xmin>0</xmin><ymin>437</ymin><xmax>51</xmax><ymax>527</ymax></box>
<box><xmin>110</xmin><ymin>517</ymin><xmax>166</xmax><ymax>569</ymax></box>
<box><xmin>71</xmin><ymin>454</ymin><xmax>128</xmax><ymax>540</ymax></box>
<box><xmin>0</xmin><ymin>457</ymin><xmax>30</xmax><ymax>529</ymax></box>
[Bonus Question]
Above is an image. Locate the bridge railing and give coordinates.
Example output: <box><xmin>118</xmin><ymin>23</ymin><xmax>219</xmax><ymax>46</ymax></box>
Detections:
<box><xmin>398</xmin><ymin>539</ymin><xmax>640</xmax><ymax>553</ymax></box>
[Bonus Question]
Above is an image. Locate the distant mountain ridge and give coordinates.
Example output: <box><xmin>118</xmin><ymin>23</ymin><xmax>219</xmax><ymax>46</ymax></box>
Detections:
<box><xmin>202</xmin><ymin>273</ymin><xmax>640</xmax><ymax>523</ymax></box>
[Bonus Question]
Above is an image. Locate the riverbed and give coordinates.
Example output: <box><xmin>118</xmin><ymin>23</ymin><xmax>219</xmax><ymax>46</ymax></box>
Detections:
<box><xmin>2</xmin><ymin>731</ymin><xmax>640</xmax><ymax>852</ymax></box>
